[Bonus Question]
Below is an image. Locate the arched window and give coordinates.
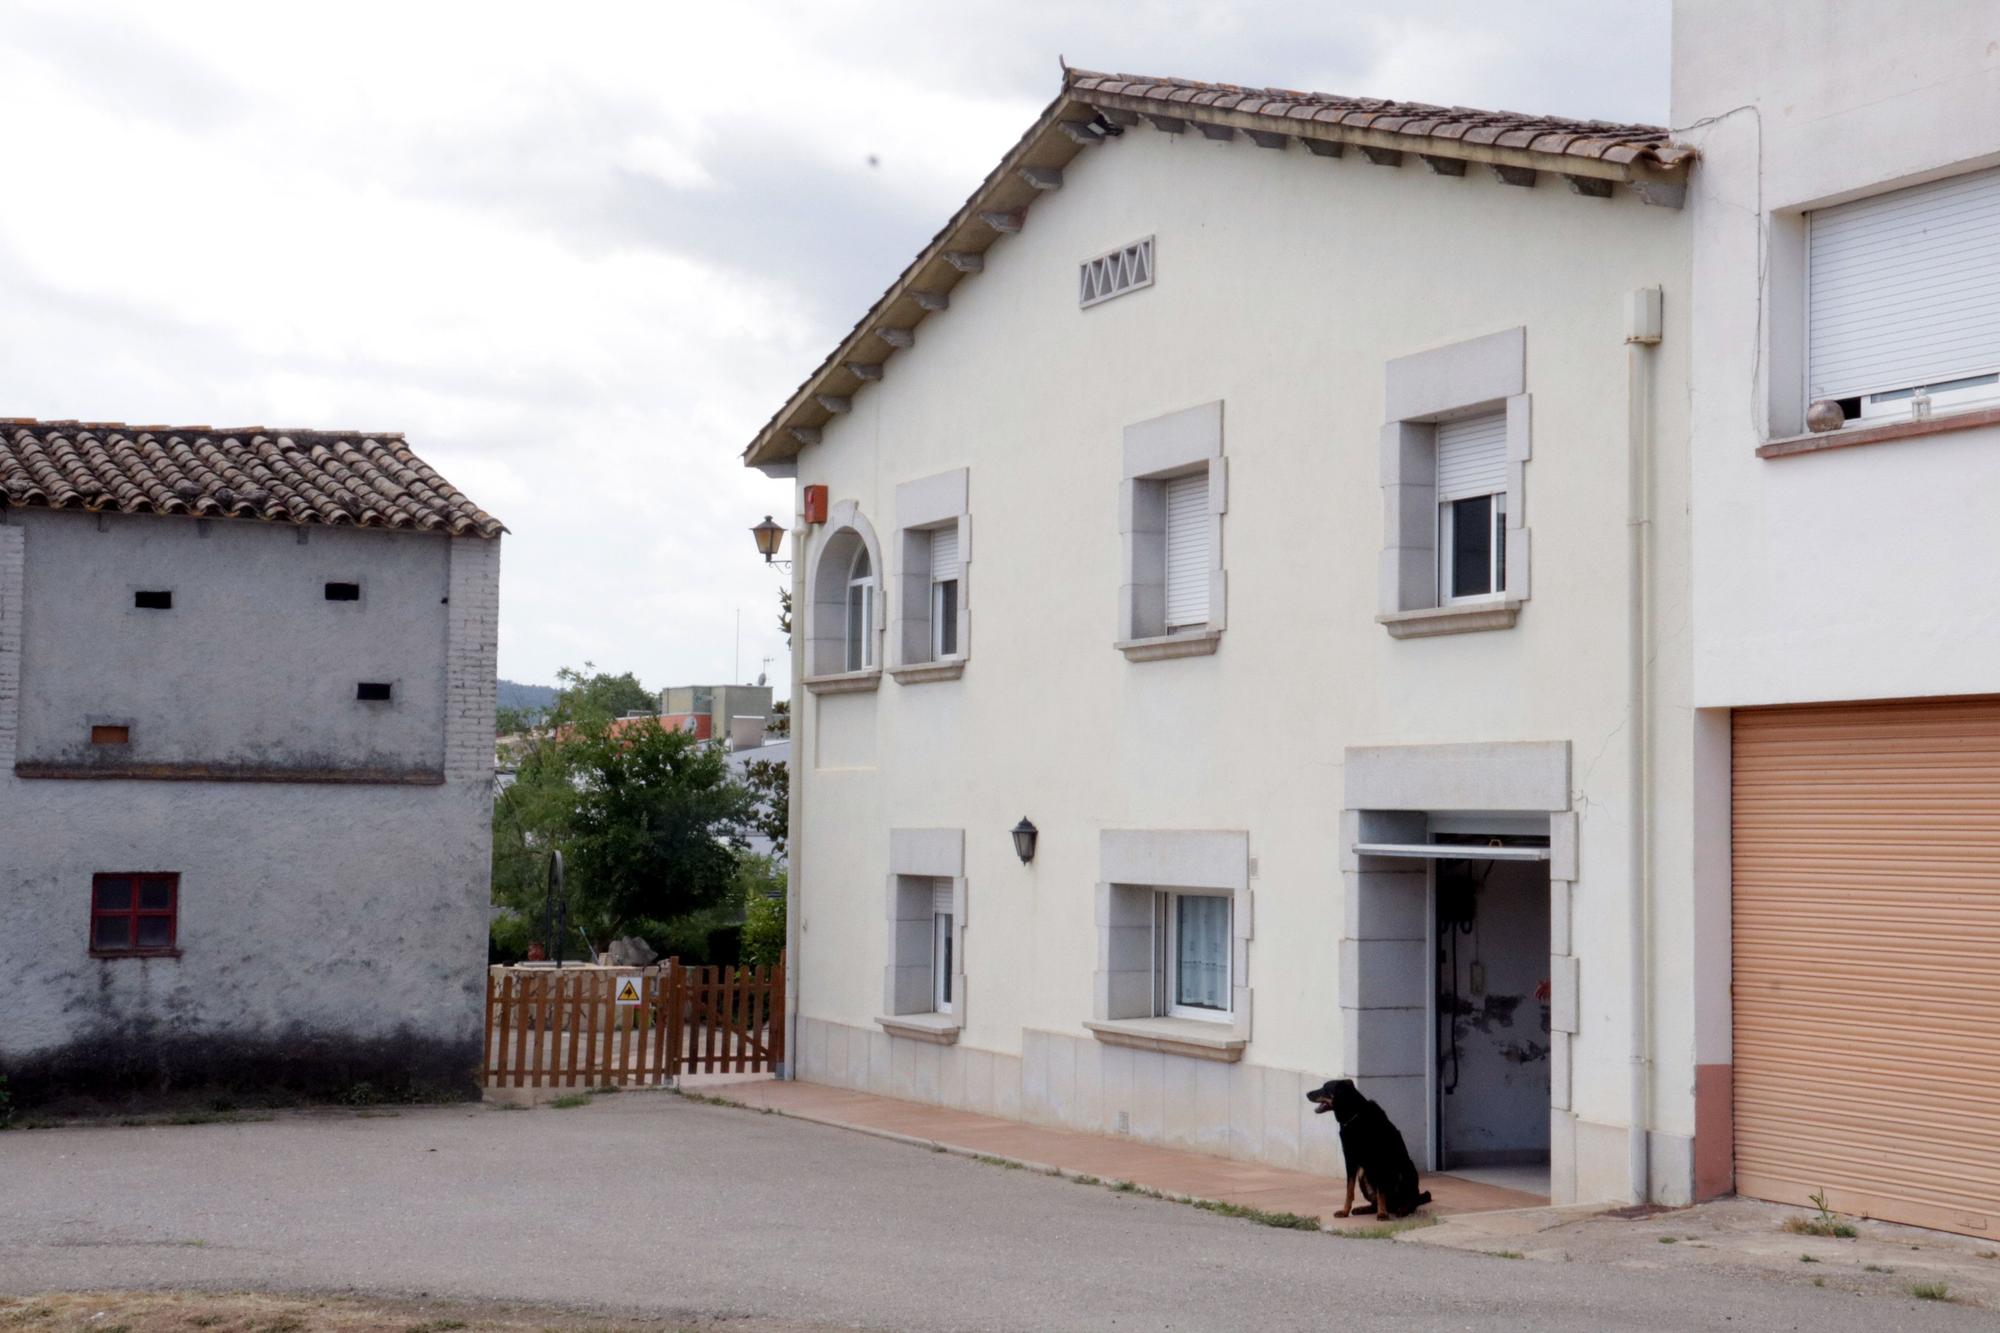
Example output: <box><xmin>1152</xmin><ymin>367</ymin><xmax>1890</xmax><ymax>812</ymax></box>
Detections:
<box><xmin>845</xmin><ymin>545</ymin><xmax>875</xmax><ymax>671</ymax></box>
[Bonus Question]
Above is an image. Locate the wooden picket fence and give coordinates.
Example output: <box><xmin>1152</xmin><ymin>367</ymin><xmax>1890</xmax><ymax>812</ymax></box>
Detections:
<box><xmin>483</xmin><ymin>956</ymin><xmax>785</xmax><ymax>1089</ymax></box>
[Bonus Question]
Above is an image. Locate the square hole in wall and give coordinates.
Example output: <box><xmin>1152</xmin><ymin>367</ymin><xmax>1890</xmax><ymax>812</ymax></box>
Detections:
<box><xmin>324</xmin><ymin>582</ymin><xmax>361</xmax><ymax>602</ymax></box>
<box><xmin>356</xmin><ymin>682</ymin><xmax>393</xmax><ymax>702</ymax></box>
<box><xmin>90</xmin><ymin>724</ymin><xmax>131</xmax><ymax>744</ymax></box>
<box><xmin>133</xmin><ymin>590</ymin><xmax>172</xmax><ymax>610</ymax></box>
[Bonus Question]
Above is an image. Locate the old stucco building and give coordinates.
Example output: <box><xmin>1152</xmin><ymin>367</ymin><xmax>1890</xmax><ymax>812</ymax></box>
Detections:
<box><xmin>747</xmin><ymin>68</ymin><xmax>1701</xmax><ymax>1206</ymax></box>
<box><xmin>0</xmin><ymin>420</ymin><xmax>501</xmax><ymax>1106</ymax></box>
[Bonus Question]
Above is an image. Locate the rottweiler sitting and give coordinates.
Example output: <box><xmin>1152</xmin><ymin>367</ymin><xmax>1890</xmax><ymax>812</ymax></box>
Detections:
<box><xmin>1306</xmin><ymin>1078</ymin><xmax>1432</xmax><ymax>1218</ymax></box>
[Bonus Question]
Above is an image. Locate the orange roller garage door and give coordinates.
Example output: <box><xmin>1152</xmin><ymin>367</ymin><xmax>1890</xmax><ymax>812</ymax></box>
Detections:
<box><xmin>1733</xmin><ymin>698</ymin><xmax>2000</xmax><ymax>1237</ymax></box>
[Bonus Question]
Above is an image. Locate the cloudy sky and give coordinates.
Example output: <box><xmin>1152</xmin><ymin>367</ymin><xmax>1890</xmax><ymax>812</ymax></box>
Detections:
<box><xmin>0</xmin><ymin>0</ymin><xmax>1669</xmax><ymax>696</ymax></box>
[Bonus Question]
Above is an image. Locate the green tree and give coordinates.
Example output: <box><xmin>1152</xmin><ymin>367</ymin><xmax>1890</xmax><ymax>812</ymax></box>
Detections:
<box><xmin>741</xmin><ymin>755</ymin><xmax>789</xmax><ymax>856</ymax></box>
<box><xmin>548</xmin><ymin>664</ymin><xmax>655</xmax><ymax>724</ymax></box>
<box><xmin>737</xmin><ymin>854</ymin><xmax>787</xmax><ymax>967</ymax></box>
<box><xmin>489</xmin><ymin>665</ymin><xmax>755</xmax><ymax>958</ymax></box>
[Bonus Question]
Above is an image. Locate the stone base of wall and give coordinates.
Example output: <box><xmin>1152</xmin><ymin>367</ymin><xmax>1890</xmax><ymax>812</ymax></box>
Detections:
<box><xmin>0</xmin><ymin>1023</ymin><xmax>482</xmax><ymax>1112</ymax></box>
<box><xmin>799</xmin><ymin>1016</ymin><xmax>1695</xmax><ymax>1205</ymax></box>
<box><xmin>797</xmin><ymin>1017</ymin><xmax>1355</xmax><ymax>1179</ymax></box>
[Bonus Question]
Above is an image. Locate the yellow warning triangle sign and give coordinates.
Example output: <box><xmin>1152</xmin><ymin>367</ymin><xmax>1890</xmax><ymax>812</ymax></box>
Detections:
<box><xmin>615</xmin><ymin>977</ymin><xmax>642</xmax><ymax>1004</ymax></box>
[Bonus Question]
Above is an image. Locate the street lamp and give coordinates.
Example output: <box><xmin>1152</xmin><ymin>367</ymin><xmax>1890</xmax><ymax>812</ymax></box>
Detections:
<box><xmin>1010</xmin><ymin>818</ymin><xmax>1039</xmax><ymax>865</ymax></box>
<box><xmin>750</xmin><ymin>515</ymin><xmax>789</xmax><ymax>566</ymax></box>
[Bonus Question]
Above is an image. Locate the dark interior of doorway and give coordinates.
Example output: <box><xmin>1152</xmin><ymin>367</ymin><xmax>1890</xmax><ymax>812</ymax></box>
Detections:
<box><xmin>1435</xmin><ymin>837</ymin><xmax>1551</xmax><ymax>1181</ymax></box>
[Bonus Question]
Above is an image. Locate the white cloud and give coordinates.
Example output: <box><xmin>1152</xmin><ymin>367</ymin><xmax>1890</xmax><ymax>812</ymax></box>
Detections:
<box><xmin>0</xmin><ymin>0</ymin><xmax>1667</xmax><ymax>696</ymax></box>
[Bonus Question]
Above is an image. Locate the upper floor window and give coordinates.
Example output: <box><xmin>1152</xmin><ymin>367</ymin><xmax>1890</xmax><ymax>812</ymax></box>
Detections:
<box><xmin>1436</xmin><ymin>410</ymin><xmax>1508</xmax><ymax>602</ymax></box>
<box><xmin>890</xmin><ymin>468</ymin><xmax>970</xmax><ymax>682</ymax></box>
<box><xmin>844</xmin><ymin>546</ymin><xmax>875</xmax><ymax>672</ymax></box>
<box><xmin>1163</xmin><ymin>472</ymin><xmax>1211</xmax><ymax>630</ymax></box>
<box><xmin>1808</xmin><ymin>164</ymin><xmax>2000</xmax><ymax>426</ymax></box>
<box><xmin>1118</xmin><ymin>401</ymin><xmax>1226</xmax><ymax>660</ymax></box>
<box><xmin>929</xmin><ymin>526</ymin><xmax>960</xmax><ymax>659</ymax></box>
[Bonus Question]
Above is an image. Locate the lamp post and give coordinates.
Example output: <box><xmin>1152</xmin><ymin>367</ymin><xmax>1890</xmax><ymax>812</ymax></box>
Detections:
<box><xmin>751</xmin><ymin>515</ymin><xmax>791</xmax><ymax>568</ymax></box>
<box><xmin>1010</xmin><ymin>818</ymin><xmax>1039</xmax><ymax>865</ymax></box>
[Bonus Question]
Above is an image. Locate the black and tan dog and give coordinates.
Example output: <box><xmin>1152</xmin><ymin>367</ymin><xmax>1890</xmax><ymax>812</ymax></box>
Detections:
<box><xmin>1306</xmin><ymin>1078</ymin><xmax>1432</xmax><ymax>1218</ymax></box>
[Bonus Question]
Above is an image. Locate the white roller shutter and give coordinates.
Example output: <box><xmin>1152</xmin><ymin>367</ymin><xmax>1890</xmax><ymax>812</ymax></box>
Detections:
<box><xmin>929</xmin><ymin>524</ymin><xmax>959</xmax><ymax>582</ymax></box>
<box><xmin>1164</xmin><ymin>472</ymin><xmax>1210</xmax><ymax>629</ymax></box>
<box><xmin>1436</xmin><ymin>410</ymin><xmax>1508</xmax><ymax>501</ymax></box>
<box><xmin>1808</xmin><ymin>164</ymin><xmax>2000</xmax><ymax>400</ymax></box>
<box><xmin>931</xmin><ymin>879</ymin><xmax>953</xmax><ymax>915</ymax></box>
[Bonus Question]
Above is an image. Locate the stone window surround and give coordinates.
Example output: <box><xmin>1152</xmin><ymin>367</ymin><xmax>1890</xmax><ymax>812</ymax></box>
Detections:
<box><xmin>1117</xmin><ymin>401</ymin><xmax>1226</xmax><ymax>662</ymax></box>
<box><xmin>803</xmin><ymin>499</ymin><xmax>884</xmax><ymax>694</ymax></box>
<box><xmin>1338</xmin><ymin>740</ymin><xmax>1578</xmax><ymax>1183</ymax></box>
<box><xmin>879</xmin><ymin>827</ymin><xmax>967</xmax><ymax>1044</ymax></box>
<box><xmin>1378</xmin><ymin>327</ymin><xmax>1531</xmax><ymax>639</ymax></box>
<box><xmin>889</xmin><ymin>467</ymin><xmax>971</xmax><ymax>685</ymax></box>
<box><xmin>1089</xmin><ymin>827</ymin><xmax>1251</xmax><ymax>1062</ymax></box>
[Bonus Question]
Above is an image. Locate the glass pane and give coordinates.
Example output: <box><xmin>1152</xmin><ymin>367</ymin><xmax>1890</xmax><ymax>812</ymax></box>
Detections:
<box><xmin>1494</xmin><ymin>504</ymin><xmax>1507</xmax><ymax>593</ymax></box>
<box><xmin>94</xmin><ymin>878</ymin><xmax>132</xmax><ymax>911</ymax></box>
<box><xmin>1450</xmin><ymin>496</ymin><xmax>1493</xmax><ymax>598</ymax></box>
<box><xmin>94</xmin><ymin>915</ymin><xmax>132</xmax><ymax>950</ymax></box>
<box><xmin>138</xmin><ymin>878</ymin><xmax>173</xmax><ymax>910</ymax></box>
<box><xmin>1174</xmin><ymin>895</ymin><xmax>1230</xmax><ymax>1011</ymax></box>
<box><xmin>136</xmin><ymin>915</ymin><xmax>173</xmax><ymax>948</ymax></box>
<box><xmin>935</xmin><ymin>913</ymin><xmax>953</xmax><ymax>1005</ymax></box>
<box><xmin>934</xmin><ymin>580</ymin><xmax>958</xmax><ymax>657</ymax></box>
<box><xmin>845</xmin><ymin>586</ymin><xmax>864</xmax><ymax>672</ymax></box>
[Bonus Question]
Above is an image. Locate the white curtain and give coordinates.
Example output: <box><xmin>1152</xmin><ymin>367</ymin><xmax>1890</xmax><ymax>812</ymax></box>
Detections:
<box><xmin>1175</xmin><ymin>894</ymin><xmax>1229</xmax><ymax>1010</ymax></box>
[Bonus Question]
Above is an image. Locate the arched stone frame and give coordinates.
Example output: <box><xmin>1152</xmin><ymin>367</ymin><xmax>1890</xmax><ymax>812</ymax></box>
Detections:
<box><xmin>804</xmin><ymin>499</ymin><xmax>885</xmax><ymax>691</ymax></box>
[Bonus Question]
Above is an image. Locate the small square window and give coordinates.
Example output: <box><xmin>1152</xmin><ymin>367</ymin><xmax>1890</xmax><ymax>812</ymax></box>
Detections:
<box><xmin>91</xmin><ymin>873</ymin><xmax>178</xmax><ymax>956</ymax></box>
<box><xmin>324</xmin><ymin>582</ymin><xmax>362</xmax><ymax>602</ymax></box>
<box><xmin>133</xmin><ymin>590</ymin><xmax>172</xmax><ymax>610</ymax></box>
<box><xmin>356</xmin><ymin>682</ymin><xmax>393</xmax><ymax>702</ymax></box>
<box><xmin>90</xmin><ymin>724</ymin><xmax>131</xmax><ymax>745</ymax></box>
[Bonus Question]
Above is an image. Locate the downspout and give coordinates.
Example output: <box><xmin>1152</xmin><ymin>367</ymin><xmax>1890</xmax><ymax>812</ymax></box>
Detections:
<box><xmin>783</xmin><ymin>501</ymin><xmax>808</xmax><ymax>1079</ymax></box>
<box><xmin>1625</xmin><ymin>286</ymin><xmax>1663</xmax><ymax>1202</ymax></box>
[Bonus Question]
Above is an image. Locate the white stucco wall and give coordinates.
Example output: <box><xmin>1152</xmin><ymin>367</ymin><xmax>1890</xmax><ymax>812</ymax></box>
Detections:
<box><xmin>0</xmin><ymin>509</ymin><xmax>499</xmax><ymax>1105</ymax></box>
<box><xmin>1675</xmin><ymin>0</ymin><xmax>2000</xmax><ymax>708</ymax></box>
<box><xmin>784</xmin><ymin>120</ymin><xmax>1695</xmax><ymax>1201</ymax></box>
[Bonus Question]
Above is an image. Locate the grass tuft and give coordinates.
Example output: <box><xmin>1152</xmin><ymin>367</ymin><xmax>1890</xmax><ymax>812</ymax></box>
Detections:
<box><xmin>1782</xmin><ymin>1215</ymin><xmax>1858</xmax><ymax>1239</ymax></box>
<box><xmin>405</xmin><ymin>1321</ymin><xmax>470</xmax><ymax>1333</ymax></box>
<box><xmin>1187</xmin><ymin>1198</ymin><xmax>1322</xmax><ymax>1230</ymax></box>
<box><xmin>1799</xmin><ymin>1254</ymin><xmax>1819</xmax><ymax>1264</ymax></box>
<box><xmin>971</xmin><ymin>1154</ymin><xmax>1024</xmax><ymax>1170</ymax></box>
<box><xmin>1864</xmin><ymin>1264</ymin><xmax>1894</xmax><ymax>1274</ymax></box>
<box><xmin>1908</xmin><ymin>1282</ymin><xmax>1950</xmax><ymax>1302</ymax></box>
<box><xmin>547</xmin><ymin>1094</ymin><xmax>591</xmax><ymax>1110</ymax></box>
<box><xmin>1491</xmin><ymin>1250</ymin><xmax>1525</xmax><ymax>1260</ymax></box>
<box><xmin>1658</xmin><ymin>1236</ymin><xmax>1678</xmax><ymax>1244</ymax></box>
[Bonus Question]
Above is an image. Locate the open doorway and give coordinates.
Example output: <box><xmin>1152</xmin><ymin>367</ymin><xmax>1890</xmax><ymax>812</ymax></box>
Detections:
<box><xmin>1434</xmin><ymin>838</ymin><xmax>1551</xmax><ymax>1196</ymax></box>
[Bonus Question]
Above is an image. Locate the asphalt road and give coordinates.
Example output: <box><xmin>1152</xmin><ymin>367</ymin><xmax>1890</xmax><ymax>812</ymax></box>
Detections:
<box><xmin>0</xmin><ymin>1094</ymin><xmax>1986</xmax><ymax>1331</ymax></box>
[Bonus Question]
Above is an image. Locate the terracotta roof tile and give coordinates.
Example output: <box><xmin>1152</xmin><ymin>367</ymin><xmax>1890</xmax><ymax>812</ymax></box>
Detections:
<box><xmin>1067</xmin><ymin>68</ymin><xmax>1690</xmax><ymax>169</ymax></box>
<box><xmin>0</xmin><ymin>419</ymin><xmax>503</xmax><ymax>537</ymax></box>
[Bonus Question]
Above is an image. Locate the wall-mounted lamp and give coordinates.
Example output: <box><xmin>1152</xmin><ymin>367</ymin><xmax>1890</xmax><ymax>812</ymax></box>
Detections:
<box><xmin>750</xmin><ymin>515</ymin><xmax>790</xmax><ymax>568</ymax></box>
<box><xmin>1010</xmin><ymin>817</ymin><xmax>1039</xmax><ymax>865</ymax></box>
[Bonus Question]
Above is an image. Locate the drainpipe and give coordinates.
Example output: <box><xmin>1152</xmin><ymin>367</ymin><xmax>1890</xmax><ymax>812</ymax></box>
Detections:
<box><xmin>783</xmin><ymin>502</ymin><xmax>808</xmax><ymax>1080</ymax></box>
<box><xmin>1625</xmin><ymin>286</ymin><xmax>1663</xmax><ymax>1202</ymax></box>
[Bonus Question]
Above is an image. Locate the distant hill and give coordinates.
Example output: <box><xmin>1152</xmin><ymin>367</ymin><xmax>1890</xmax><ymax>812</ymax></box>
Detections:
<box><xmin>497</xmin><ymin>679</ymin><xmax>559</xmax><ymax>714</ymax></box>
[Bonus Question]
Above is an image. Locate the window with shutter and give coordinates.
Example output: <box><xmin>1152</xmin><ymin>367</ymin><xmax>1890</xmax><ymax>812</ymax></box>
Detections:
<box><xmin>931</xmin><ymin>878</ymin><xmax>955</xmax><ymax>1013</ymax></box>
<box><xmin>1436</xmin><ymin>411</ymin><xmax>1508</xmax><ymax>601</ymax></box>
<box><xmin>1163</xmin><ymin>473</ymin><xmax>1210</xmax><ymax>629</ymax></box>
<box><xmin>1809</xmin><ymin>165</ymin><xmax>2000</xmax><ymax>421</ymax></box>
<box><xmin>929</xmin><ymin>525</ymin><xmax>960</xmax><ymax>659</ymax></box>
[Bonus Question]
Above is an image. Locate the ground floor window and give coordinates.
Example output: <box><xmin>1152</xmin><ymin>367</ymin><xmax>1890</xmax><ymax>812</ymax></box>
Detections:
<box><xmin>932</xmin><ymin>879</ymin><xmax>954</xmax><ymax>1014</ymax></box>
<box><xmin>91</xmin><ymin>873</ymin><xmax>179</xmax><ymax>956</ymax></box>
<box><xmin>1161</xmin><ymin>890</ymin><xmax>1230</xmax><ymax>1020</ymax></box>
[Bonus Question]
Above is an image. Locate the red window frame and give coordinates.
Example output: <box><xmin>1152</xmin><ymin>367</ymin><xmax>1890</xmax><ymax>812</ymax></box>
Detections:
<box><xmin>90</xmin><ymin>873</ymin><xmax>180</xmax><ymax>957</ymax></box>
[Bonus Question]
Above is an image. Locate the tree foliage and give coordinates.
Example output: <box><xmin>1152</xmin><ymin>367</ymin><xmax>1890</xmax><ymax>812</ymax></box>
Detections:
<box><xmin>741</xmin><ymin>756</ymin><xmax>789</xmax><ymax>856</ymax></box>
<box><xmin>490</xmin><ymin>665</ymin><xmax>755</xmax><ymax>957</ymax></box>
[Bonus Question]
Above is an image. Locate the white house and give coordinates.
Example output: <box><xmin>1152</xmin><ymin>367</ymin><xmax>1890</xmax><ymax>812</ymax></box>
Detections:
<box><xmin>1676</xmin><ymin>0</ymin><xmax>2000</xmax><ymax>1235</ymax></box>
<box><xmin>0</xmin><ymin>420</ymin><xmax>501</xmax><ymax>1109</ymax></box>
<box><xmin>746</xmin><ymin>68</ymin><xmax>1706</xmax><ymax>1205</ymax></box>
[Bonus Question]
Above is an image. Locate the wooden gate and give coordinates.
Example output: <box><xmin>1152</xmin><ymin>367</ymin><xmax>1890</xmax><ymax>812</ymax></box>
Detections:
<box><xmin>483</xmin><ymin>957</ymin><xmax>785</xmax><ymax>1089</ymax></box>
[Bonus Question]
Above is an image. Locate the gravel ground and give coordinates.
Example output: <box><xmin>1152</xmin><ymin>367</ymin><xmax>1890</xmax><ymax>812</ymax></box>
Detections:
<box><xmin>0</xmin><ymin>1092</ymin><xmax>1989</xmax><ymax>1332</ymax></box>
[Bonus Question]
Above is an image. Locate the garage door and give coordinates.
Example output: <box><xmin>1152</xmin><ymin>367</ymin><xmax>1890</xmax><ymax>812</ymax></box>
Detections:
<box><xmin>1733</xmin><ymin>699</ymin><xmax>2000</xmax><ymax>1237</ymax></box>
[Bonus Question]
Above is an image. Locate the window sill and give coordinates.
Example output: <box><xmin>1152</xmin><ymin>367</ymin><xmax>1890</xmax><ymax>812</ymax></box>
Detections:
<box><xmin>1759</xmin><ymin>405</ymin><xmax>2000</xmax><ymax>459</ymax></box>
<box><xmin>1115</xmin><ymin>629</ymin><xmax>1222</xmax><ymax>662</ymax></box>
<box><xmin>1084</xmin><ymin>1017</ymin><xmax>1245</xmax><ymax>1063</ymax></box>
<box><xmin>90</xmin><ymin>949</ymin><xmax>182</xmax><ymax>961</ymax></box>
<box><xmin>876</xmin><ymin>1013</ymin><xmax>961</xmax><ymax>1045</ymax></box>
<box><xmin>803</xmin><ymin>669</ymin><xmax>883</xmax><ymax>696</ymax></box>
<box><xmin>1377</xmin><ymin>599</ymin><xmax>1521</xmax><ymax>639</ymax></box>
<box><xmin>888</xmin><ymin>659</ymin><xmax>966</xmax><ymax>685</ymax></box>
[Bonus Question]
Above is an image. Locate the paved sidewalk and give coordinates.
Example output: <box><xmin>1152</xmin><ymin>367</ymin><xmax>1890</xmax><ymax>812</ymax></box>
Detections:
<box><xmin>693</xmin><ymin>1075</ymin><xmax>1545</xmax><ymax>1228</ymax></box>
